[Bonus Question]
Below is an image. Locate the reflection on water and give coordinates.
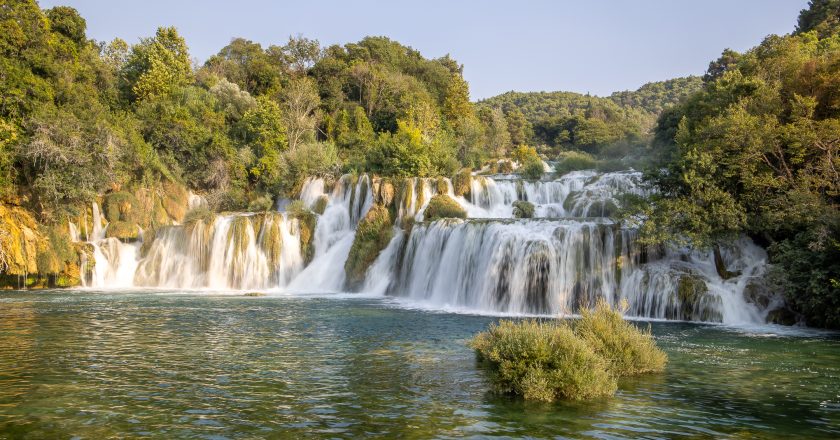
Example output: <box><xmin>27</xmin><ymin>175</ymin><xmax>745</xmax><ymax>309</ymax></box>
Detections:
<box><xmin>0</xmin><ymin>290</ymin><xmax>838</xmax><ymax>439</ymax></box>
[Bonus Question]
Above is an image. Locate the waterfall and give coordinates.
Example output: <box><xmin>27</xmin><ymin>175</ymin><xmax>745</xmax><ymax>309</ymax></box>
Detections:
<box><xmin>387</xmin><ymin>219</ymin><xmax>764</xmax><ymax>323</ymax></box>
<box><xmin>134</xmin><ymin>213</ymin><xmax>303</xmax><ymax>290</ymax></box>
<box><xmin>75</xmin><ymin>170</ymin><xmax>775</xmax><ymax>325</ymax></box>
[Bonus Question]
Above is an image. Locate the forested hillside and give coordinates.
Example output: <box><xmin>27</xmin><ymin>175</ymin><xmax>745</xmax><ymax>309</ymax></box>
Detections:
<box><xmin>477</xmin><ymin>77</ymin><xmax>702</xmax><ymax>155</ymax></box>
<box><xmin>640</xmin><ymin>0</ymin><xmax>840</xmax><ymax>327</ymax></box>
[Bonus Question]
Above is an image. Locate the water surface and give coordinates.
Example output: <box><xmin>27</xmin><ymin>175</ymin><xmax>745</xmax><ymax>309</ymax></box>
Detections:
<box><xmin>0</xmin><ymin>290</ymin><xmax>838</xmax><ymax>439</ymax></box>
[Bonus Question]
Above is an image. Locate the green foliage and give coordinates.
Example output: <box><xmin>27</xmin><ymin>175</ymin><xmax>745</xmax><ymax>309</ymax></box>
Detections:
<box><xmin>247</xmin><ymin>194</ymin><xmax>274</xmax><ymax>212</ymax></box>
<box><xmin>123</xmin><ymin>27</ymin><xmax>192</xmax><ymax>101</ymax></box>
<box><xmin>575</xmin><ymin>300</ymin><xmax>668</xmax><ymax>376</ymax></box>
<box><xmin>468</xmin><ymin>301</ymin><xmax>668</xmax><ymax>402</ymax></box>
<box><xmin>469</xmin><ymin>319</ymin><xmax>617</xmax><ymax>402</ymax></box>
<box><xmin>512</xmin><ymin>200</ymin><xmax>534</xmax><ymax>219</ymax></box>
<box><xmin>345</xmin><ymin>204</ymin><xmax>393</xmax><ymax>287</ymax></box>
<box><xmin>554</xmin><ymin>150</ymin><xmax>597</xmax><ymax>176</ymax></box>
<box><xmin>644</xmin><ymin>9</ymin><xmax>840</xmax><ymax>327</ymax></box>
<box><xmin>423</xmin><ymin>194</ymin><xmax>466</xmax><ymax>221</ymax></box>
<box><xmin>103</xmin><ymin>191</ymin><xmax>139</xmax><ymax>223</ymax></box>
<box><xmin>519</xmin><ymin>156</ymin><xmax>545</xmax><ymax>180</ymax></box>
<box><xmin>796</xmin><ymin>0</ymin><xmax>840</xmax><ymax>37</ymax></box>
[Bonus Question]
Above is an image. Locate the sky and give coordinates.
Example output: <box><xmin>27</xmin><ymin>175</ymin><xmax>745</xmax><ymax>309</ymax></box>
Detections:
<box><xmin>40</xmin><ymin>0</ymin><xmax>808</xmax><ymax>100</ymax></box>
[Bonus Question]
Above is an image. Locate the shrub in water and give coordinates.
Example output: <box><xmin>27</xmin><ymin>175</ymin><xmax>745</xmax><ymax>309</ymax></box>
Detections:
<box><xmin>469</xmin><ymin>301</ymin><xmax>668</xmax><ymax>402</ymax></box>
<box><xmin>575</xmin><ymin>300</ymin><xmax>668</xmax><ymax>376</ymax></box>
<box><xmin>469</xmin><ymin>319</ymin><xmax>617</xmax><ymax>402</ymax></box>
<box><xmin>512</xmin><ymin>200</ymin><xmax>535</xmax><ymax>219</ymax></box>
<box><xmin>424</xmin><ymin>195</ymin><xmax>467</xmax><ymax>221</ymax></box>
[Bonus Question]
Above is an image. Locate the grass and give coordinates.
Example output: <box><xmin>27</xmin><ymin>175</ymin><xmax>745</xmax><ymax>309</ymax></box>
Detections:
<box><xmin>469</xmin><ymin>300</ymin><xmax>668</xmax><ymax>402</ymax></box>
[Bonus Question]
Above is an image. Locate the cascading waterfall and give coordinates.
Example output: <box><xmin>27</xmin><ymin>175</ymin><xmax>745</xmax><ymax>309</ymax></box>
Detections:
<box><xmin>74</xmin><ymin>170</ymin><xmax>775</xmax><ymax>325</ymax></box>
<box><xmin>286</xmin><ymin>174</ymin><xmax>373</xmax><ymax>292</ymax></box>
<box><xmin>388</xmin><ymin>219</ymin><xmax>765</xmax><ymax>323</ymax></box>
<box><xmin>133</xmin><ymin>213</ymin><xmax>303</xmax><ymax>290</ymax></box>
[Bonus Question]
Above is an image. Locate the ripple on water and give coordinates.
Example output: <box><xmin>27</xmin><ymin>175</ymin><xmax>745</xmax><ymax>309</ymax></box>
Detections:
<box><xmin>0</xmin><ymin>291</ymin><xmax>838</xmax><ymax>439</ymax></box>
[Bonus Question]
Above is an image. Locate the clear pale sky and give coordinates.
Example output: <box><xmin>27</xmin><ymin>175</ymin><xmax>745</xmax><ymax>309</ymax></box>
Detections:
<box><xmin>40</xmin><ymin>0</ymin><xmax>808</xmax><ymax>100</ymax></box>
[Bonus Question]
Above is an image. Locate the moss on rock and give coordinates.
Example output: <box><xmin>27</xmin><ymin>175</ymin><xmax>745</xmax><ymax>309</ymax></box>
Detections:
<box><xmin>105</xmin><ymin>221</ymin><xmax>140</xmax><ymax>242</ymax></box>
<box><xmin>287</xmin><ymin>200</ymin><xmax>317</xmax><ymax>264</ymax></box>
<box><xmin>0</xmin><ymin>203</ymin><xmax>40</xmax><ymax>276</ymax></box>
<box><xmin>452</xmin><ymin>168</ymin><xmax>472</xmax><ymax>198</ymax></box>
<box><xmin>162</xmin><ymin>181</ymin><xmax>189</xmax><ymax>223</ymax></box>
<box><xmin>677</xmin><ymin>273</ymin><xmax>708</xmax><ymax>320</ymax></box>
<box><xmin>313</xmin><ymin>195</ymin><xmax>329</xmax><ymax>215</ymax></box>
<box><xmin>103</xmin><ymin>191</ymin><xmax>140</xmax><ymax>223</ymax></box>
<box><xmin>344</xmin><ymin>205</ymin><xmax>393</xmax><ymax>288</ymax></box>
<box><xmin>512</xmin><ymin>200</ymin><xmax>535</xmax><ymax>219</ymax></box>
<box><xmin>424</xmin><ymin>195</ymin><xmax>467</xmax><ymax>221</ymax></box>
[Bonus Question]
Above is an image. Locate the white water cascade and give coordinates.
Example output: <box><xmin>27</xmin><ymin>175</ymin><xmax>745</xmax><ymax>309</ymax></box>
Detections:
<box><xmin>75</xmin><ymin>170</ymin><xmax>775</xmax><ymax>325</ymax></box>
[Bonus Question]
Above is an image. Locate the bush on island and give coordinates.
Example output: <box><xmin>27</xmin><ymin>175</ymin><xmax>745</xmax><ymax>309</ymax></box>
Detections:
<box><xmin>469</xmin><ymin>319</ymin><xmax>617</xmax><ymax>402</ymax></box>
<box><xmin>469</xmin><ymin>300</ymin><xmax>668</xmax><ymax>402</ymax></box>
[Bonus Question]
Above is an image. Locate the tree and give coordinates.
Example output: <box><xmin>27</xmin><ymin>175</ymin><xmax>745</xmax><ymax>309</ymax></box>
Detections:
<box><xmin>282</xmin><ymin>76</ymin><xmax>320</xmax><ymax>151</ymax></box>
<box><xmin>442</xmin><ymin>72</ymin><xmax>472</xmax><ymax>128</ymax></box>
<box><xmin>240</xmin><ymin>96</ymin><xmax>286</xmax><ymax>191</ymax></box>
<box><xmin>796</xmin><ymin>0</ymin><xmax>840</xmax><ymax>37</ymax></box>
<box><xmin>204</xmin><ymin>38</ymin><xmax>282</xmax><ymax>95</ymax></box>
<box><xmin>478</xmin><ymin>107</ymin><xmax>511</xmax><ymax>158</ymax></box>
<box><xmin>281</xmin><ymin>35</ymin><xmax>321</xmax><ymax>75</ymax></box>
<box><xmin>505</xmin><ymin>107</ymin><xmax>531</xmax><ymax>146</ymax></box>
<box><xmin>123</xmin><ymin>27</ymin><xmax>192</xmax><ymax>101</ymax></box>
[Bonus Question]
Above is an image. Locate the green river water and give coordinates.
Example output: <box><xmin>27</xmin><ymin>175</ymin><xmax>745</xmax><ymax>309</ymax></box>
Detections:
<box><xmin>0</xmin><ymin>290</ymin><xmax>838</xmax><ymax>439</ymax></box>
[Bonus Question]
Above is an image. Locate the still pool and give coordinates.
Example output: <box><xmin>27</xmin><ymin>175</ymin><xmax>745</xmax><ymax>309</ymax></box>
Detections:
<box><xmin>0</xmin><ymin>290</ymin><xmax>838</xmax><ymax>439</ymax></box>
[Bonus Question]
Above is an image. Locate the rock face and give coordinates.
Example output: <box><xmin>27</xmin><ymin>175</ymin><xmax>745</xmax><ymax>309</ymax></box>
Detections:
<box><xmin>424</xmin><ymin>195</ymin><xmax>467</xmax><ymax>221</ymax></box>
<box><xmin>345</xmin><ymin>205</ymin><xmax>393</xmax><ymax>288</ymax></box>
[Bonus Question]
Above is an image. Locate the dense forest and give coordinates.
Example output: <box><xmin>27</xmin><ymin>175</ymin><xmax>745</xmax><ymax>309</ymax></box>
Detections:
<box><xmin>0</xmin><ymin>0</ymin><xmax>838</xmax><ymax>327</ymax></box>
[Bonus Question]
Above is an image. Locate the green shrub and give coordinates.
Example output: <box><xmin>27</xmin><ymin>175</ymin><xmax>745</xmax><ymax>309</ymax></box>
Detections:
<box><xmin>247</xmin><ymin>195</ymin><xmax>274</xmax><ymax>212</ymax></box>
<box><xmin>554</xmin><ymin>151</ymin><xmax>597</xmax><ymax>176</ymax></box>
<box><xmin>574</xmin><ymin>300</ymin><xmax>668</xmax><ymax>376</ymax></box>
<box><xmin>512</xmin><ymin>200</ymin><xmax>535</xmax><ymax>218</ymax></box>
<box><xmin>424</xmin><ymin>195</ymin><xmax>467</xmax><ymax>221</ymax></box>
<box><xmin>345</xmin><ymin>204</ymin><xmax>393</xmax><ymax>287</ymax></box>
<box><xmin>519</xmin><ymin>156</ymin><xmax>545</xmax><ymax>180</ymax></box>
<box><xmin>469</xmin><ymin>319</ymin><xmax>617</xmax><ymax>402</ymax></box>
<box><xmin>183</xmin><ymin>207</ymin><xmax>215</xmax><ymax>226</ymax></box>
<box><xmin>469</xmin><ymin>301</ymin><xmax>668</xmax><ymax>402</ymax></box>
